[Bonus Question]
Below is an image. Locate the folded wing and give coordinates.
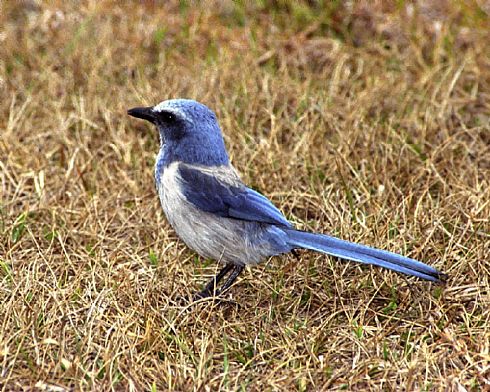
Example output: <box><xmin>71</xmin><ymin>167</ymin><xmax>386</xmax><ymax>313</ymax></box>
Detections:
<box><xmin>177</xmin><ymin>164</ymin><xmax>293</xmax><ymax>228</ymax></box>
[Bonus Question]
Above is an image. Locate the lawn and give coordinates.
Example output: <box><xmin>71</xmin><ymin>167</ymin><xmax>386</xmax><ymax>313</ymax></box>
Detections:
<box><xmin>1</xmin><ymin>1</ymin><xmax>489</xmax><ymax>390</ymax></box>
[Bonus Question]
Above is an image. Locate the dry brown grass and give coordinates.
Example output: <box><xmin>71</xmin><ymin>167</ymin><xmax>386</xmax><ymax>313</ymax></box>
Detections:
<box><xmin>1</xmin><ymin>1</ymin><xmax>489</xmax><ymax>390</ymax></box>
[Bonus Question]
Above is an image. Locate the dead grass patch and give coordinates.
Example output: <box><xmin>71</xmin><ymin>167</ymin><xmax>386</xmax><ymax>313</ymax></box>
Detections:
<box><xmin>1</xmin><ymin>1</ymin><xmax>489</xmax><ymax>390</ymax></box>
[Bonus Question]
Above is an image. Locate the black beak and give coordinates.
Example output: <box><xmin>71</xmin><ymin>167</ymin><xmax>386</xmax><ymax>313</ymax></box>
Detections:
<box><xmin>127</xmin><ymin>106</ymin><xmax>156</xmax><ymax>124</ymax></box>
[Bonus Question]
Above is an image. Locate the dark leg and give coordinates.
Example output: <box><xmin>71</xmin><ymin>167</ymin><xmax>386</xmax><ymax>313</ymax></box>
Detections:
<box><xmin>202</xmin><ymin>264</ymin><xmax>234</xmax><ymax>294</ymax></box>
<box><xmin>291</xmin><ymin>249</ymin><xmax>301</xmax><ymax>260</ymax></box>
<box><xmin>193</xmin><ymin>264</ymin><xmax>244</xmax><ymax>300</ymax></box>
<box><xmin>215</xmin><ymin>265</ymin><xmax>244</xmax><ymax>295</ymax></box>
<box><xmin>194</xmin><ymin>264</ymin><xmax>234</xmax><ymax>300</ymax></box>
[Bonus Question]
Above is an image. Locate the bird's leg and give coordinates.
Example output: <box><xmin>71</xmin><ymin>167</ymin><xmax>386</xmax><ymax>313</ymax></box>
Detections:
<box><xmin>194</xmin><ymin>263</ymin><xmax>234</xmax><ymax>300</ymax></box>
<box><xmin>193</xmin><ymin>265</ymin><xmax>244</xmax><ymax>300</ymax></box>
<box><xmin>214</xmin><ymin>265</ymin><xmax>244</xmax><ymax>296</ymax></box>
<box><xmin>202</xmin><ymin>263</ymin><xmax>234</xmax><ymax>294</ymax></box>
<box><xmin>291</xmin><ymin>249</ymin><xmax>301</xmax><ymax>260</ymax></box>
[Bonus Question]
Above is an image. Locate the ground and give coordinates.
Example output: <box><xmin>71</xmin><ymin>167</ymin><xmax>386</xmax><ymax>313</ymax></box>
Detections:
<box><xmin>0</xmin><ymin>1</ymin><xmax>489</xmax><ymax>391</ymax></box>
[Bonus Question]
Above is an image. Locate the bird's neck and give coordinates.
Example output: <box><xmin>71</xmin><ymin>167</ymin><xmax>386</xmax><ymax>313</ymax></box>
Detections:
<box><xmin>154</xmin><ymin>140</ymin><xmax>230</xmax><ymax>188</ymax></box>
<box><xmin>154</xmin><ymin>147</ymin><xmax>167</xmax><ymax>189</ymax></box>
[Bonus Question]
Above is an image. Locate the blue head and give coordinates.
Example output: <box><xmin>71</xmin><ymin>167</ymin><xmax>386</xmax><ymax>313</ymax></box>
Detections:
<box><xmin>128</xmin><ymin>99</ymin><xmax>230</xmax><ymax>167</ymax></box>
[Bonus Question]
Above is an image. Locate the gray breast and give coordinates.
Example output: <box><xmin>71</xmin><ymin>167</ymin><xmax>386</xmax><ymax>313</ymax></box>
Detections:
<box><xmin>156</xmin><ymin>162</ymin><xmax>289</xmax><ymax>265</ymax></box>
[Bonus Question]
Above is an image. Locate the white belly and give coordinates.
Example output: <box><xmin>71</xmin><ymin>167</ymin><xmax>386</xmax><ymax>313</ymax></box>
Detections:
<box><xmin>157</xmin><ymin>162</ymin><xmax>281</xmax><ymax>265</ymax></box>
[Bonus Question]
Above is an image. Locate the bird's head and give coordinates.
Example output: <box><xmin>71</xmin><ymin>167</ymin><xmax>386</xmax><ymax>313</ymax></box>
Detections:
<box><xmin>128</xmin><ymin>99</ymin><xmax>229</xmax><ymax>166</ymax></box>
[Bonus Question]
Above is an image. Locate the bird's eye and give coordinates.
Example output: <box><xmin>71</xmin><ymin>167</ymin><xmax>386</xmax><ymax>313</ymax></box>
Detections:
<box><xmin>159</xmin><ymin>112</ymin><xmax>176</xmax><ymax>123</ymax></box>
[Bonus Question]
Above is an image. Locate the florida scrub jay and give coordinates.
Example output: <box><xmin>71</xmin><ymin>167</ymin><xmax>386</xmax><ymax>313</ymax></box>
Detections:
<box><xmin>128</xmin><ymin>99</ymin><xmax>446</xmax><ymax>299</ymax></box>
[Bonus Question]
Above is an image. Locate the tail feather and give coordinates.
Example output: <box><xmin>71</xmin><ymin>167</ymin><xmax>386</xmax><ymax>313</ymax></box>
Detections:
<box><xmin>285</xmin><ymin>229</ymin><xmax>446</xmax><ymax>282</ymax></box>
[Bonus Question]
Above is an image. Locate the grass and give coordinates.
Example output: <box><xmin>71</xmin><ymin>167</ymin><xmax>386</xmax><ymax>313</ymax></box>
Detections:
<box><xmin>1</xmin><ymin>0</ymin><xmax>489</xmax><ymax>390</ymax></box>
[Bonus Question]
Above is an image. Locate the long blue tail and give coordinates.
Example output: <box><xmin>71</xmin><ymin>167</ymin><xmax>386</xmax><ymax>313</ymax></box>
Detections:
<box><xmin>285</xmin><ymin>229</ymin><xmax>446</xmax><ymax>282</ymax></box>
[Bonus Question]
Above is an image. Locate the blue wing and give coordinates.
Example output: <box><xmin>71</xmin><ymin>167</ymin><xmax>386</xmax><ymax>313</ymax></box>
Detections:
<box><xmin>177</xmin><ymin>164</ymin><xmax>293</xmax><ymax>228</ymax></box>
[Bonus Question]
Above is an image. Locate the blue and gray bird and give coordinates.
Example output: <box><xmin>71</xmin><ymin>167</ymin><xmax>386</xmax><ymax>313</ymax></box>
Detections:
<box><xmin>128</xmin><ymin>99</ymin><xmax>446</xmax><ymax>299</ymax></box>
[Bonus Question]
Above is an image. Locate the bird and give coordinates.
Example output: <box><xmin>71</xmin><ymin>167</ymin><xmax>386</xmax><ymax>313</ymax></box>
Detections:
<box><xmin>127</xmin><ymin>99</ymin><xmax>446</xmax><ymax>300</ymax></box>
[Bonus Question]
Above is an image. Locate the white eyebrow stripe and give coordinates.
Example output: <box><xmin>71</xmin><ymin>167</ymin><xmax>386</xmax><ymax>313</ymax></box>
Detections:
<box><xmin>152</xmin><ymin>101</ymin><xmax>171</xmax><ymax>112</ymax></box>
<box><xmin>152</xmin><ymin>103</ymin><xmax>191</xmax><ymax>122</ymax></box>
